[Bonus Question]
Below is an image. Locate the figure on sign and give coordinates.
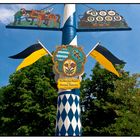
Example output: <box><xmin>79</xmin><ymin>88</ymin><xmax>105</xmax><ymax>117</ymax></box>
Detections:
<box><xmin>14</xmin><ymin>8</ymin><xmax>29</xmax><ymax>25</ymax></box>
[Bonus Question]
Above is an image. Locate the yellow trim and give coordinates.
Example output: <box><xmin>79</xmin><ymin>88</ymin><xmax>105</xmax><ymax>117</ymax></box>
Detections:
<box><xmin>90</xmin><ymin>50</ymin><xmax>120</xmax><ymax>77</ymax></box>
<box><xmin>16</xmin><ymin>48</ymin><xmax>47</xmax><ymax>71</ymax></box>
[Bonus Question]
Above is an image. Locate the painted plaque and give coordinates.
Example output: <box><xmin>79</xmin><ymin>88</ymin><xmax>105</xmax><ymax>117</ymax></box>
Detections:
<box><xmin>57</xmin><ymin>78</ymin><xmax>80</xmax><ymax>90</ymax></box>
<box><xmin>78</xmin><ymin>9</ymin><xmax>130</xmax><ymax>29</ymax></box>
<box><xmin>52</xmin><ymin>45</ymin><xmax>86</xmax><ymax>77</ymax></box>
<box><xmin>7</xmin><ymin>8</ymin><xmax>60</xmax><ymax>28</ymax></box>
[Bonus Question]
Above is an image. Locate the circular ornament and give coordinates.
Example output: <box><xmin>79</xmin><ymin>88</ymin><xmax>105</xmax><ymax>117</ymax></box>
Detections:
<box><xmin>105</xmin><ymin>16</ymin><xmax>113</xmax><ymax>21</ymax></box>
<box><xmin>99</xmin><ymin>10</ymin><xmax>107</xmax><ymax>16</ymax></box>
<box><xmin>114</xmin><ymin>15</ymin><xmax>122</xmax><ymax>21</ymax></box>
<box><xmin>87</xmin><ymin>16</ymin><xmax>95</xmax><ymax>22</ymax></box>
<box><xmin>96</xmin><ymin>16</ymin><xmax>104</xmax><ymax>21</ymax></box>
<box><xmin>91</xmin><ymin>11</ymin><xmax>98</xmax><ymax>16</ymax></box>
<box><xmin>108</xmin><ymin>10</ymin><xmax>116</xmax><ymax>16</ymax></box>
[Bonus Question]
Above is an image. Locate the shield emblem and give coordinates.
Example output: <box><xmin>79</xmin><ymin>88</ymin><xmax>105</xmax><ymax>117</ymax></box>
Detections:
<box><xmin>52</xmin><ymin>45</ymin><xmax>86</xmax><ymax>77</ymax></box>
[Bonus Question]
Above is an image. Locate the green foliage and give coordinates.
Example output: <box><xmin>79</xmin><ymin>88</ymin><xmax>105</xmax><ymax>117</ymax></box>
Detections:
<box><xmin>102</xmin><ymin>73</ymin><xmax>140</xmax><ymax>136</ymax></box>
<box><xmin>0</xmin><ymin>56</ymin><xmax>140</xmax><ymax>136</ymax></box>
<box><xmin>81</xmin><ymin>63</ymin><xmax>140</xmax><ymax>136</ymax></box>
<box><xmin>0</xmin><ymin>56</ymin><xmax>57</xmax><ymax>136</ymax></box>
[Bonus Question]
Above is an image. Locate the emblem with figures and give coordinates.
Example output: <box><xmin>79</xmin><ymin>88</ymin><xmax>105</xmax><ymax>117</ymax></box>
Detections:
<box><xmin>52</xmin><ymin>45</ymin><xmax>86</xmax><ymax>77</ymax></box>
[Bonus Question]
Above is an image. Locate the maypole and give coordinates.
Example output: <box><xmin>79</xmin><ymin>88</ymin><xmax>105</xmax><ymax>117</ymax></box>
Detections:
<box><xmin>55</xmin><ymin>4</ymin><xmax>82</xmax><ymax>136</ymax></box>
<box><xmin>6</xmin><ymin>3</ymin><xmax>131</xmax><ymax>137</ymax></box>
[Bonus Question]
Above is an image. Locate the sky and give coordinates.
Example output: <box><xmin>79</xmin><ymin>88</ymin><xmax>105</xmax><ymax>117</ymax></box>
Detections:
<box><xmin>0</xmin><ymin>4</ymin><xmax>140</xmax><ymax>87</ymax></box>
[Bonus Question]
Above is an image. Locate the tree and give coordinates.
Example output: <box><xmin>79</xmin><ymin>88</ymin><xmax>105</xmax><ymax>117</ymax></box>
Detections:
<box><xmin>0</xmin><ymin>56</ymin><xmax>57</xmax><ymax>136</ymax></box>
<box><xmin>81</xmin><ymin>63</ymin><xmax>140</xmax><ymax>136</ymax></box>
<box><xmin>1</xmin><ymin>57</ymin><xmax>140</xmax><ymax>136</ymax></box>
<box><xmin>102</xmin><ymin>73</ymin><xmax>140</xmax><ymax>136</ymax></box>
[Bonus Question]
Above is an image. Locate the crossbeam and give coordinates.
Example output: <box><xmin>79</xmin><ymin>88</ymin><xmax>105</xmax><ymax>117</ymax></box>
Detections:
<box><xmin>77</xmin><ymin>27</ymin><xmax>132</xmax><ymax>32</ymax></box>
<box><xmin>6</xmin><ymin>25</ymin><xmax>132</xmax><ymax>32</ymax></box>
<box><xmin>6</xmin><ymin>25</ymin><xmax>62</xmax><ymax>31</ymax></box>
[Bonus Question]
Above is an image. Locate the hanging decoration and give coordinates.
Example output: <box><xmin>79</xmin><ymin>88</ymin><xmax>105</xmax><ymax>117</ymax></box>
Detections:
<box><xmin>7</xmin><ymin>8</ymin><xmax>61</xmax><ymax>28</ymax></box>
<box><xmin>52</xmin><ymin>45</ymin><xmax>86</xmax><ymax>89</ymax></box>
<box><xmin>53</xmin><ymin>45</ymin><xmax>86</xmax><ymax>77</ymax></box>
<box><xmin>78</xmin><ymin>9</ymin><xmax>130</xmax><ymax>29</ymax></box>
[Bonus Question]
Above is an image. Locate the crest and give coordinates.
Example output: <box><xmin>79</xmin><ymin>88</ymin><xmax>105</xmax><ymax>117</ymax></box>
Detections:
<box><xmin>52</xmin><ymin>45</ymin><xmax>86</xmax><ymax>77</ymax></box>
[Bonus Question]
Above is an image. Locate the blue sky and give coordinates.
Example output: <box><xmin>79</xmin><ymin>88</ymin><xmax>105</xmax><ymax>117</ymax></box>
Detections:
<box><xmin>0</xmin><ymin>4</ymin><xmax>140</xmax><ymax>87</ymax></box>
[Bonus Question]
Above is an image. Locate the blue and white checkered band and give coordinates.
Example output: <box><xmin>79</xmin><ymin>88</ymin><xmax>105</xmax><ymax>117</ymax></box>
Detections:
<box><xmin>55</xmin><ymin>89</ymin><xmax>82</xmax><ymax>136</ymax></box>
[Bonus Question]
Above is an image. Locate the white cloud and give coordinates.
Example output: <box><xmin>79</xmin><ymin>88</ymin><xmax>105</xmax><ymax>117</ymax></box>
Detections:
<box><xmin>0</xmin><ymin>8</ymin><xmax>15</xmax><ymax>24</ymax></box>
<box><xmin>0</xmin><ymin>4</ymin><xmax>37</xmax><ymax>24</ymax></box>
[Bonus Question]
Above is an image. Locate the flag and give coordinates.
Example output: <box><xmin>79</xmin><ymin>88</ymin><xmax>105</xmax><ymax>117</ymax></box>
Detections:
<box><xmin>89</xmin><ymin>44</ymin><xmax>125</xmax><ymax>77</ymax></box>
<box><xmin>9</xmin><ymin>43</ymin><xmax>49</xmax><ymax>71</ymax></box>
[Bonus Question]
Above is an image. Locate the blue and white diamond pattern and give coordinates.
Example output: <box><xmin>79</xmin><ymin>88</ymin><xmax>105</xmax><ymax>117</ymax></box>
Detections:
<box><xmin>56</xmin><ymin>4</ymin><xmax>82</xmax><ymax>136</ymax></box>
<box><xmin>56</xmin><ymin>93</ymin><xmax>82</xmax><ymax>136</ymax></box>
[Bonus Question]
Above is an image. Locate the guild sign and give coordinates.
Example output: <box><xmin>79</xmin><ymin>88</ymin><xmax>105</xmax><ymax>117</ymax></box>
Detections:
<box><xmin>57</xmin><ymin>78</ymin><xmax>80</xmax><ymax>90</ymax></box>
<box><xmin>78</xmin><ymin>9</ymin><xmax>130</xmax><ymax>29</ymax></box>
<box><xmin>52</xmin><ymin>45</ymin><xmax>86</xmax><ymax>77</ymax></box>
<box><xmin>7</xmin><ymin>8</ymin><xmax>60</xmax><ymax>28</ymax></box>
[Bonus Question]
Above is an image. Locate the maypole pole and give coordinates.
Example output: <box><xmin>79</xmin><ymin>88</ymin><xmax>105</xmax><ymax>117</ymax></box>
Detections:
<box><xmin>55</xmin><ymin>4</ymin><xmax>82</xmax><ymax>136</ymax></box>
